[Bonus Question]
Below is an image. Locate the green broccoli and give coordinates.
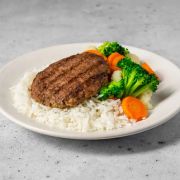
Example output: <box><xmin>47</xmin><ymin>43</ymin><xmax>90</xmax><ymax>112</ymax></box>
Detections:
<box><xmin>117</xmin><ymin>57</ymin><xmax>160</xmax><ymax>97</ymax></box>
<box><xmin>97</xmin><ymin>41</ymin><xmax>129</xmax><ymax>57</ymax></box>
<box><xmin>98</xmin><ymin>57</ymin><xmax>160</xmax><ymax>100</ymax></box>
<box><xmin>131</xmin><ymin>75</ymin><xmax>159</xmax><ymax>97</ymax></box>
<box><xmin>98</xmin><ymin>79</ymin><xmax>124</xmax><ymax>100</ymax></box>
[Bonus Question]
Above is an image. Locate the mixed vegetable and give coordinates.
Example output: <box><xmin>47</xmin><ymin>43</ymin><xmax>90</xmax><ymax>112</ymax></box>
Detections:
<box><xmin>98</xmin><ymin>41</ymin><xmax>129</xmax><ymax>57</ymax></box>
<box><xmin>86</xmin><ymin>41</ymin><xmax>160</xmax><ymax>121</ymax></box>
<box><xmin>99</xmin><ymin>57</ymin><xmax>159</xmax><ymax>100</ymax></box>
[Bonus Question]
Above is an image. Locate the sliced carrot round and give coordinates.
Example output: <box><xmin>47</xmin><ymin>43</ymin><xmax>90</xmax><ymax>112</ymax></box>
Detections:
<box><xmin>86</xmin><ymin>49</ymin><xmax>107</xmax><ymax>61</ymax></box>
<box><xmin>122</xmin><ymin>96</ymin><xmax>148</xmax><ymax>121</ymax></box>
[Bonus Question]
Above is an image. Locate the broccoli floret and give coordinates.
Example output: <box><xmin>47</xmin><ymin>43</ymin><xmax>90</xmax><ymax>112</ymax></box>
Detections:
<box><xmin>98</xmin><ymin>86</ymin><xmax>111</xmax><ymax>101</ymax></box>
<box><xmin>117</xmin><ymin>58</ymin><xmax>160</xmax><ymax>97</ymax></box>
<box><xmin>131</xmin><ymin>75</ymin><xmax>159</xmax><ymax>97</ymax></box>
<box><xmin>97</xmin><ymin>41</ymin><xmax>129</xmax><ymax>57</ymax></box>
<box><xmin>98</xmin><ymin>79</ymin><xmax>124</xmax><ymax>100</ymax></box>
<box><xmin>98</xmin><ymin>57</ymin><xmax>160</xmax><ymax>101</ymax></box>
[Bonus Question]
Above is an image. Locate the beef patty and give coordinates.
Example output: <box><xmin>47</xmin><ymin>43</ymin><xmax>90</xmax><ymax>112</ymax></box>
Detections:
<box><xmin>31</xmin><ymin>52</ymin><xmax>110</xmax><ymax>108</ymax></box>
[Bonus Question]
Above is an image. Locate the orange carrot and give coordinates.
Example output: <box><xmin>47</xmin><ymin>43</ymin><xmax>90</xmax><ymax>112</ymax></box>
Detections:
<box><xmin>107</xmin><ymin>52</ymin><xmax>124</xmax><ymax>71</ymax></box>
<box><xmin>108</xmin><ymin>52</ymin><xmax>124</xmax><ymax>65</ymax></box>
<box><xmin>111</xmin><ymin>56</ymin><xmax>124</xmax><ymax>67</ymax></box>
<box><xmin>111</xmin><ymin>65</ymin><xmax>120</xmax><ymax>71</ymax></box>
<box><xmin>107</xmin><ymin>52</ymin><xmax>119</xmax><ymax>64</ymax></box>
<box><xmin>142</xmin><ymin>62</ymin><xmax>159</xmax><ymax>79</ymax></box>
<box><xmin>122</xmin><ymin>96</ymin><xmax>148</xmax><ymax>121</ymax></box>
<box><xmin>141</xmin><ymin>63</ymin><xmax>155</xmax><ymax>75</ymax></box>
<box><xmin>86</xmin><ymin>49</ymin><xmax>107</xmax><ymax>61</ymax></box>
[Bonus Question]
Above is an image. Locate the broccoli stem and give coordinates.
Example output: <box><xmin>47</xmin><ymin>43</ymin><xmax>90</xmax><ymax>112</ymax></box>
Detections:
<box><xmin>132</xmin><ymin>84</ymin><xmax>152</xmax><ymax>97</ymax></box>
<box><xmin>128</xmin><ymin>78</ymin><xmax>145</xmax><ymax>95</ymax></box>
<box><xmin>124</xmin><ymin>70</ymin><xmax>137</xmax><ymax>95</ymax></box>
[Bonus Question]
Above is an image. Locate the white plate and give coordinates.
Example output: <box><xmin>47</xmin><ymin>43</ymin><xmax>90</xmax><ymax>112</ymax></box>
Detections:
<box><xmin>0</xmin><ymin>43</ymin><xmax>180</xmax><ymax>140</ymax></box>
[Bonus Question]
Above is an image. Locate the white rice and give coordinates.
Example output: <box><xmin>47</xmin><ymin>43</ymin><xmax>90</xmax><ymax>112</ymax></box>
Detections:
<box><xmin>10</xmin><ymin>70</ymin><xmax>133</xmax><ymax>132</ymax></box>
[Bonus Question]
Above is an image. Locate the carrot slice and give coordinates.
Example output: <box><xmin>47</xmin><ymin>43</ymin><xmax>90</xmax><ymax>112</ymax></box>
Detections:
<box><xmin>107</xmin><ymin>52</ymin><xmax>120</xmax><ymax>65</ymax></box>
<box><xmin>111</xmin><ymin>56</ymin><xmax>124</xmax><ymax>67</ymax></box>
<box><xmin>108</xmin><ymin>52</ymin><xmax>124</xmax><ymax>71</ymax></box>
<box><xmin>141</xmin><ymin>63</ymin><xmax>154</xmax><ymax>74</ymax></box>
<box><xmin>122</xmin><ymin>96</ymin><xmax>148</xmax><ymax>121</ymax></box>
<box><xmin>111</xmin><ymin>65</ymin><xmax>120</xmax><ymax>71</ymax></box>
<box><xmin>86</xmin><ymin>49</ymin><xmax>107</xmax><ymax>61</ymax></box>
<box><xmin>108</xmin><ymin>52</ymin><xmax>124</xmax><ymax>65</ymax></box>
<box><xmin>142</xmin><ymin>62</ymin><xmax>159</xmax><ymax>79</ymax></box>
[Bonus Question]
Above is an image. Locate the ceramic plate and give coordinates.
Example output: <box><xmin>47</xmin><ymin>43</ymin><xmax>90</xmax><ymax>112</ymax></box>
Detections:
<box><xmin>0</xmin><ymin>43</ymin><xmax>180</xmax><ymax>140</ymax></box>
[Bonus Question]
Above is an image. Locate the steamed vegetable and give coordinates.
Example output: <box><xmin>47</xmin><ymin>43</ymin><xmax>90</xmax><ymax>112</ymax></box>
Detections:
<box><xmin>86</xmin><ymin>49</ymin><xmax>107</xmax><ymax>61</ymax></box>
<box><xmin>107</xmin><ymin>52</ymin><xmax>124</xmax><ymax>71</ymax></box>
<box><xmin>98</xmin><ymin>57</ymin><xmax>159</xmax><ymax>100</ymax></box>
<box><xmin>126</xmin><ymin>53</ymin><xmax>141</xmax><ymax>64</ymax></box>
<box><xmin>98</xmin><ymin>41</ymin><xmax>129</xmax><ymax>57</ymax></box>
<box><xmin>141</xmin><ymin>62</ymin><xmax>155</xmax><ymax>75</ymax></box>
<box><xmin>111</xmin><ymin>70</ymin><xmax>122</xmax><ymax>82</ymax></box>
<box><xmin>139</xmin><ymin>90</ymin><xmax>153</xmax><ymax>109</ymax></box>
<box><xmin>117</xmin><ymin>57</ymin><xmax>159</xmax><ymax>97</ymax></box>
<box><xmin>108</xmin><ymin>52</ymin><xmax>124</xmax><ymax>65</ymax></box>
<box><xmin>98</xmin><ymin>80</ymin><xmax>124</xmax><ymax>100</ymax></box>
<box><xmin>122</xmin><ymin>96</ymin><xmax>148</xmax><ymax>121</ymax></box>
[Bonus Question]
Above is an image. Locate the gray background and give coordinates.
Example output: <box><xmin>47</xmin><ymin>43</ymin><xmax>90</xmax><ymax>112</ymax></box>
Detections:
<box><xmin>0</xmin><ymin>0</ymin><xmax>180</xmax><ymax>179</ymax></box>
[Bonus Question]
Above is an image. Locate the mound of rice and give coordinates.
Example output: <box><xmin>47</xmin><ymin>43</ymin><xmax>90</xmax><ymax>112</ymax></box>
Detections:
<box><xmin>10</xmin><ymin>70</ymin><xmax>133</xmax><ymax>132</ymax></box>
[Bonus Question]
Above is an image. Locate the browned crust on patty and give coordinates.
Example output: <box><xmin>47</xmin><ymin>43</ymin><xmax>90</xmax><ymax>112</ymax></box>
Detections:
<box><xmin>31</xmin><ymin>52</ymin><xmax>110</xmax><ymax>108</ymax></box>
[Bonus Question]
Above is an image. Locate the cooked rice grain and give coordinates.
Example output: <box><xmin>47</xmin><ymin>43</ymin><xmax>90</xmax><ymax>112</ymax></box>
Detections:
<box><xmin>10</xmin><ymin>70</ymin><xmax>133</xmax><ymax>132</ymax></box>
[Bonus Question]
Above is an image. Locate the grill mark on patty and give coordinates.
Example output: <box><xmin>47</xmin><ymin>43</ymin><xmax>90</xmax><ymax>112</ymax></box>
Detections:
<box><xmin>54</xmin><ymin>72</ymin><xmax>108</xmax><ymax>108</ymax></box>
<box><xmin>32</xmin><ymin>53</ymin><xmax>106</xmax><ymax>101</ymax></box>
<box><xmin>53</xmin><ymin>68</ymin><xmax>107</xmax><ymax>101</ymax></box>
<box><xmin>44</xmin><ymin>55</ymin><xmax>87</xmax><ymax>81</ymax></box>
<box><xmin>35</xmin><ymin>53</ymin><xmax>105</xmax><ymax>98</ymax></box>
<box><xmin>34</xmin><ymin>54</ymin><xmax>84</xmax><ymax>85</ymax></box>
<box><xmin>42</xmin><ymin>62</ymin><xmax>108</xmax><ymax>107</ymax></box>
<box><xmin>33</xmin><ymin>53</ymin><xmax>103</xmax><ymax>91</ymax></box>
<box><xmin>45</xmin><ymin>58</ymin><xmax>105</xmax><ymax>94</ymax></box>
<box><xmin>37</xmin><ymin>53</ymin><xmax>95</xmax><ymax>83</ymax></box>
<box><xmin>31</xmin><ymin>53</ymin><xmax>89</xmax><ymax>96</ymax></box>
<box><xmin>31</xmin><ymin>52</ymin><xmax>110</xmax><ymax>108</ymax></box>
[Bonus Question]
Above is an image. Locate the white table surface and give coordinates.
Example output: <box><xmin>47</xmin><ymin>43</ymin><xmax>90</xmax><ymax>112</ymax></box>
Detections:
<box><xmin>0</xmin><ymin>0</ymin><xmax>180</xmax><ymax>179</ymax></box>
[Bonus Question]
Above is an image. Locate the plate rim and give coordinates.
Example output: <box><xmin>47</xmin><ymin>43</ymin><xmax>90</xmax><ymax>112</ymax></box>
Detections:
<box><xmin>0</xmin><ymin>42</ymin><xmax>180</xmax><ymax>140</ymax></box>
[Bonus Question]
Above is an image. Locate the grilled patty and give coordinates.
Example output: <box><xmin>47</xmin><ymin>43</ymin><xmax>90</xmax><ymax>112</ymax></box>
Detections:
<box><xmin>31</xmin><ymin>52</ymin><xmax>110</xmax><ymax>108</ymax></box>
